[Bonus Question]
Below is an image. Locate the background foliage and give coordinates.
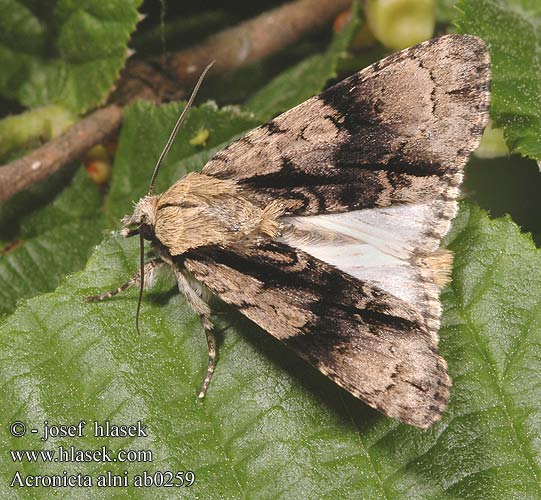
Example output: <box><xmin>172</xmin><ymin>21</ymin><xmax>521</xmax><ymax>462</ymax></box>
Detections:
<box><xmin>0</xmin><ymin>0</ymin><xmax>540</xmax><ymax>498</ymax></box>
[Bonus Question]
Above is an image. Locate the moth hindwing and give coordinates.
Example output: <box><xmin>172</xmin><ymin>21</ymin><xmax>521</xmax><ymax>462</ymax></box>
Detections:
<box><xmin>88</xmin><ymin>34</ymin><xmax>490</xmax><ymax>428</ymax></box>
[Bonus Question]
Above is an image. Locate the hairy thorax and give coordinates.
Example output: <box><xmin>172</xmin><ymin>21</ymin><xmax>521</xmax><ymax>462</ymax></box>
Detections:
<box><xmin>131</xmin><ymin>173</ymin><xmax>284</xmax><ymax>255</ymax></box>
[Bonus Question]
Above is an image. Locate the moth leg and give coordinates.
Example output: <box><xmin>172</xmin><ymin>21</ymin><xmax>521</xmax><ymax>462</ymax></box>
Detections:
<box><xmin>198</xmin><ymin>315</ymin><xmax>217</xmax><ymax>399</ymax></box>
<box><xmin>174</xmin><ymin>269</ymin><xmax>217</xmax><ymax>398</ymax></box>
<box><xmin>85</xmin><ymin>258</ymin><xmax>165</xmax><ymax>302</ymax></box>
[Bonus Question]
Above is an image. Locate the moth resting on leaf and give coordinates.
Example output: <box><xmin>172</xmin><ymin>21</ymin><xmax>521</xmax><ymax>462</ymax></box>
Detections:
<box><xmin>87</xmin><ymin>35</ymin><xmax>490</xmax><ymax>428</ymax></box>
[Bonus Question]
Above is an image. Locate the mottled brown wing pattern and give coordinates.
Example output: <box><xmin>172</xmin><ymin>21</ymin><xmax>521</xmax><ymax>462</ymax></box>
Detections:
<box><xmin>182</xmin><ymin>241</ymin><xmax>451</xmax><ymax>428</ymax></box>
<box><xmin>176</xmin><ymin>35</ymin><xmax>491</xmax><ymax>427</ymax></box>
<box><xmin>203</xmin><ymin>34</ymin><xmax>490</xmax><ymax>245</ymax></box>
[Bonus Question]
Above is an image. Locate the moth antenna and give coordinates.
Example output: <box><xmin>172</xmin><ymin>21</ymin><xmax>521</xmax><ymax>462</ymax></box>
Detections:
<box><xmin>148</xmin><ymin>60</ymin><xmax>215</xmax><ymax>195</ymax></box>
<box><xmin>135</xmin><ymin>233</ymin><xmax>145</xmax><ymax>334</ymax></box>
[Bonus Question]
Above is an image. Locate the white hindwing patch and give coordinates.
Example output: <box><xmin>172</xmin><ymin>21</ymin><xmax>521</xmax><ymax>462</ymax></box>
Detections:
<box><xmin>280</xmin><ymin>203</ymin><xmax>452</xmax><ymax>336</ymax></box>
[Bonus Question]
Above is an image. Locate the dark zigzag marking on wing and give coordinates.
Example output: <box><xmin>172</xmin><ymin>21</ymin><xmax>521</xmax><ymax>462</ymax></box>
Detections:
<box><xmin>181</xmin><ymin>241</ymin><xmax>421</xmax><ymax>335</ymax></box>
<box><xmin>243</xmin><ymin>171</ymin><xmax>442</xmax><ymax>214</ymax></box>
<box><xmin>204</xmin><ymin>35</ymin><xmax>489</xmax><ymax>220</ymax></box>
<box><xmin>239</xmin><ymin>151</ymin><xmax>442</xmax><ymax>188</ymax></box>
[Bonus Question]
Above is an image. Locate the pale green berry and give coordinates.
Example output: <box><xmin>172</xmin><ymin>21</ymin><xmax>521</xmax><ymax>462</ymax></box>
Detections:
<box><xmin>366</xmin><ymin>0</ymin><xmax>436</xmax><ymax>51</ymax></box>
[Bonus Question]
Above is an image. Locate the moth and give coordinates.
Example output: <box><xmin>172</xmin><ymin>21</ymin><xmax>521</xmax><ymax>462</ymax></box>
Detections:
<box><xmin>87</xmin><ymin>34</ymin><xmax>490</xmax><ymax>428</ymax></box>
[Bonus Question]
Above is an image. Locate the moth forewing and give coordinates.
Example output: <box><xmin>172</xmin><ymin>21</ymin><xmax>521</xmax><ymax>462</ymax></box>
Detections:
<box><xmin>88</xmin><ymin>34</ymin><xmax>490</xmax><ymax>428</ymax></box>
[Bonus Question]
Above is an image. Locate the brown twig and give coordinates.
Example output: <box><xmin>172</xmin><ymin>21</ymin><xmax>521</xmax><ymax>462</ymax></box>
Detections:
<box><xmin>0</xmin><ymin>105</ymin><xmax>123</xmax><ymax>201</ymax></box>
<box><xmin>0</xmin><ymin>0</ymin><xmax>353</xmax><ymax>202</ymax></box>
<box><xmin>158</xmin><ymin>0</ymin><xmax>354</xmax><ymax>83</ymax></box>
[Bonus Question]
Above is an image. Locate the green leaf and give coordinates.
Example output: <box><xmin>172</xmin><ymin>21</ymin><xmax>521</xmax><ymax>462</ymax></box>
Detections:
<box><xmin>439</xmin><ymin>203</ymin><xmax>541</xmax><ymax>499</ymax></box>
<box><xmin>245</xmin><ymin>3</ymin><xmax>361</xmax><ymax>120</ymax></box>
<box><xmin>106</xmin><ymin>100</ymin><xmax>261</xmax><ymax>221</ymax></box>
<box><xmin>456</xmin><ymin>0</ymin><xmax>541</xmax><ymax>161</ymax></box>
<box><xmin>0</xmin><ymin>168</ymin><xmax>105</xmax><ymax>318</ymax></box>
<box><xmin>0</xmin><ymin>0</ymin><xmax>142</xmax><ymax>113</ymax></box>
<box><xmin>0</xmin><ymin>104</ymin><xmax>76</xmax><ymax>160</ymax></box>
<box><xmin>1</xmin><ymin>199</ymin><xmax>540</xmax><ymax>498</ymax></box>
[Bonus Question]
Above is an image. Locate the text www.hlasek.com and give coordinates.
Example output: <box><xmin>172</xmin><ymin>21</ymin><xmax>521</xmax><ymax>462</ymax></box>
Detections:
<box><xmin>11</xmin><ymin>445</ymin><xmax>152</xmax><ymax>463</ymax></box>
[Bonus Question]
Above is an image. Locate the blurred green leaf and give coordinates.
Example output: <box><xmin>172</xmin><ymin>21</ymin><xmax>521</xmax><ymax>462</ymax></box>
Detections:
<box><xmin>0</xmin><ymin>168</ymin><xmax>105</xmax><ymax>318</ymax></box>
<box><xmin>246</xmin><ymin>3</ymin><xmax>361</xmax><ymax>120</ymax></box>
<box><xmin>463</xmin><ymin>155</ymin><xmax>541</xmax><ymax>240</ymax></box>
<box><xmin>436</xmin><ymin>0</ymin><xmax>457</xmax><ymax>23</ymax></box>
<box><xmin>0</xmin><ymin>104</ymin><xmax>76</xmax><ymax>160</ymax></box>
<box><xmin>456</xmin><ymin>0</ymin><xmax>541</xmax><ymax>161</ymax></box>
<box><xmin>0</xmin><ymin>0</ymin><xmax>142</xmax><ymax>113</ymax></box>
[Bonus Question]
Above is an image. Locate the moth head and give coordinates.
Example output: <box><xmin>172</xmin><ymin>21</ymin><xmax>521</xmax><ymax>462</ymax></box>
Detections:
<box><xmin>127</xmin><ymin>60</ymin><xmax>215</xmax><ymax>335</ymax></box>
<box><xmin>120</xmin><ymin>195</ymin><xmax>159</xmax><ymax>241</ymax></box>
